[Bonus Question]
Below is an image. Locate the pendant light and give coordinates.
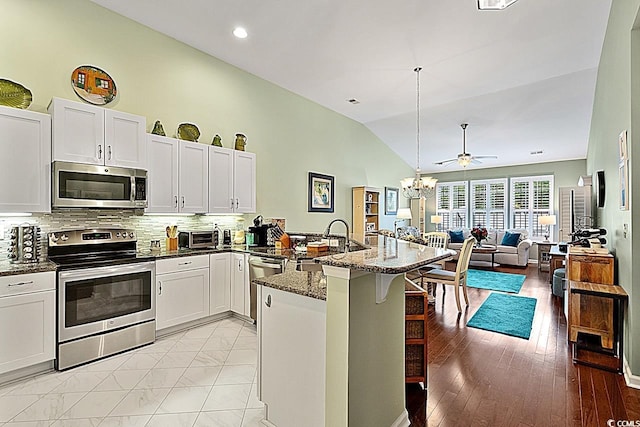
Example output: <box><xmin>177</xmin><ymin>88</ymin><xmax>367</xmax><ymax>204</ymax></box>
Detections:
<box><xmin>401</xmin><ymin>67</ymin><xmax>437</xmax><ymax>199</ymax></box>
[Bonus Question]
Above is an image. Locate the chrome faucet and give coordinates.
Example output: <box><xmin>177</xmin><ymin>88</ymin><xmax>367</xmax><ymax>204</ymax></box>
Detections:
<box><xmin>323</xmin><ymin>219</ymin><xmax>351</xmax><ymax>252</ymax></box>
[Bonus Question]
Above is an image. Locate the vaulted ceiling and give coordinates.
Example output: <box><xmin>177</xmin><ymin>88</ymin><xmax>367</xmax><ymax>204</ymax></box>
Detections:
<box><xmin>92</xmin><ymin>0</ymin><xmax>611</xmax><ymax>173</ymax></box>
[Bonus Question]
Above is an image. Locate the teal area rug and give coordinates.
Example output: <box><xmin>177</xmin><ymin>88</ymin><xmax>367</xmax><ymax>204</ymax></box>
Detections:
<box><xmin>467</xmin><ymin>293</ymin><xmax>537</xmax><ymax>339</ymax></box>
<box><xmin>466</xmin><ymin>269</ymin><xmax>526</xmax><ymax>294</ymax></box>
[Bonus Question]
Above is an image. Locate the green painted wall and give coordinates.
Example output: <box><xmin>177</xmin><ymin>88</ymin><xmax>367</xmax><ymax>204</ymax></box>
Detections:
<box><xmin>587</xmin><ymin>0</ymin><xmax>640</xmax><ymax>375</ymax></box>
<box><xmin>1</xmin><ymin>0</ymin><xmax>413</xmax><ymax>233</ymax></box>
<box><xmin>423</xmin><ymin>159</ymin><xmax>587</xmax><ymax>232</ymax></box>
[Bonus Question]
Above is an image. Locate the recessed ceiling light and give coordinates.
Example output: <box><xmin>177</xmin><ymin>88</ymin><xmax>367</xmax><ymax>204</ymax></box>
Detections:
<box><xmin>347</xmin><ymin>98</ymin><xmax>360</xmax><ymax>104</ymax></box>
<box><xmin>477</xmin><ymin>0</ymin><xmax>518</xmax><ymax>10</ymax></box>
<box><xmin>530</xmin><ymin>150</ymin><xmax>544</xmax><ymax>155</ymax></box>
<box><xmin>233</xmin><ymin>27</ymin><xmax>248</xmax><ymax>39</ymax></box>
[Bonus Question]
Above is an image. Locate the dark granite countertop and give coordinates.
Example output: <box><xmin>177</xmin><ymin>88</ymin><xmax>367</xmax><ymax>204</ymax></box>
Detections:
<box><xmin>254</xmin><ymin>262</ymin><xmax>326</xmax><ymax>300</ymax></box>
<box><xmin>0</xmin><ymin>260</ymin><xmax>58</xmax><ymax>277</ymax></box>
<box><xmin>314</xmin><ymin>235</ymin><xmax>455</xmax><ymax>274</ymax></box>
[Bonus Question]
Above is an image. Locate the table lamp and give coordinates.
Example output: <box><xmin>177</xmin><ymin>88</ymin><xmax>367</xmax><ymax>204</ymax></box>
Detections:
<box><xmin>430</xmin><ymin>215</ymin><xmax>443</xmax><ymax>232</ymax></box>
<box><xmin>538</xmin><ymin>215</ymin><xmax>556</xmax><ymax>242</ymax></box>
<box><xmin>394</xmin><ymin>208</ymin><xmax>413</xmax><ymax>236</ymax></box>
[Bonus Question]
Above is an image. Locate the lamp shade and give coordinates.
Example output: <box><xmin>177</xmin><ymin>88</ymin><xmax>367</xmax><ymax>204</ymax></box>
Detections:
<box><xmin>538</xmin><ymin>215</ymin><xmax>556</xmax><ymax>226</ymax></box>
<box><xmin>430</xmin><ymin>215</ymin><xmax>443</xmax><ymax>224</ymax></box>
<box><xmin>396</xmin><ymin>208</ymin><xmax>413</xmax><ymax>220</ymax></box>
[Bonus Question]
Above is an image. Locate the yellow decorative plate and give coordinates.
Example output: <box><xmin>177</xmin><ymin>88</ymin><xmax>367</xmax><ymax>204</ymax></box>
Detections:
<box><xmin>0</xmin><ymin>79</ymin><xmax>32</xmax><ymax>109</ymax></box>
<box><xmin>177</xmin><ymin>123</ymin><xmax>200</xmax><ymax>142</ymax></box>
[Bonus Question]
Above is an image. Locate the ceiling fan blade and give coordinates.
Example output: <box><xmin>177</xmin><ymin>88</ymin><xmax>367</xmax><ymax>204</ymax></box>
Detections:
<box><xmin>470</xmin><ymin>158</ymin><xmax>483</xmax><ymax>165</ymax></box>
<box><xmin>471</xmin><ymin>155</ymin><xmax>498</xmax><ymax>160</ymax></box>
<box><xmin>434</xmin><ymin>158</ymin><xmax>458</xmax><ymax>166</ymax></box>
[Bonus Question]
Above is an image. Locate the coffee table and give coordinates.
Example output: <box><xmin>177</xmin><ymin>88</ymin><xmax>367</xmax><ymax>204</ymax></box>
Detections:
<box><xmin>470</xmin><ymin>245</ymin><xmax>500</xmax><ymax>269</ymax></box>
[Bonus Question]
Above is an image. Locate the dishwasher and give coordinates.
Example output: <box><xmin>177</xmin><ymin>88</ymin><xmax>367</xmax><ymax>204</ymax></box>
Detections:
<box><xmin>248</xmin><ymin>256</ymin><xmax>287</xmax><ymax>322</ymax></box>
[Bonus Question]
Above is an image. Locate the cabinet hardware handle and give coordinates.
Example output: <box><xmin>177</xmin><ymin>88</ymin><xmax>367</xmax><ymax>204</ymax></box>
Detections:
<box><xmin>7</xmin><ymin>280</ymin><xmax>33</xmax><ymax>287</ymax></box>
<box><xmin>174</xmin><ymin>196</ymin><xmax>178</xmax><ymax>208</ymax></box>
<box><xmin>98</xmin><ymin>145</ymin><xmax>102</xmax><ymax>159</ymax></box>
<box><xmin>178</xmin><ymin>261</ymin><xmax>192</xmax><ymax>266</ymax></box>
<box><xmin>235</xmin><ymin>199</ymin><xmax>239</xmax><ymax>209</ymax></box>
<box><xmin>158</xmin><ymin>281</ymin><xmax>162</xmax><ymax>295</ymax></box>
<box><xmin>265</xmin><ymin>294</ymin><xmax>271</xmax><ymax>307</ymax></box>
<box><xmin>230</xmin><ymin>198</ymin><xmax>234</xmax><ymax>209</ymax></box>
<box><xmin>181</xmin><ymin>196</ymin><xmax>185</xmax><ymax>208</ymax></box>
<box><xmin>108</xmin><ymin>145</ymin><xmax>112</xmax><ymax>160</ymax></box>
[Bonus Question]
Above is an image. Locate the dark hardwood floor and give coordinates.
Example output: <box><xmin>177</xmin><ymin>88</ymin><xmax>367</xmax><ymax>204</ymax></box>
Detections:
<box><xmin>406</xmin><ymin>263</ymin><xmax>640</xmax><ymax>426</ymax></box>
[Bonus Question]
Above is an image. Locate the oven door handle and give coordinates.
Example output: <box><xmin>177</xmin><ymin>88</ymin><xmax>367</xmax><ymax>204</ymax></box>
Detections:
<box><xmin>131</xmin><ymin>177</ymin><xmax>136</xmax><ymax>203</ymax></box>
<box><xmin>59</xmin><ymin>261</ymin><xmax>156</xmax><ymax>282</ymax></box>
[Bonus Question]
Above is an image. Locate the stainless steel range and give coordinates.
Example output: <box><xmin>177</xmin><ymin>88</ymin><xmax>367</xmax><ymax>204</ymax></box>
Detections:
<box><xmin>48</xmin><ymin>229</ymin><xmax>156</xmax><ymax>370</ymax></box>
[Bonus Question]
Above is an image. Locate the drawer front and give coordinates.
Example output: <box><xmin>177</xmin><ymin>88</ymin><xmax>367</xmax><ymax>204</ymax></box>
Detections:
<box><xmin>156</xmin><ymin>255</ymin><xmax>209</xmax><ymax>275</ymax></box>
<box><xmin>0</xmin><ymin>271</ymin><xmax>55</xmax><ymax>298</ymax></box>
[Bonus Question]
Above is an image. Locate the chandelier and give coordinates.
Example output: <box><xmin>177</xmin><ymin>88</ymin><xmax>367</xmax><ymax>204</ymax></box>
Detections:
<box><xmin>401</xmin><ymin>67</ymin><xmax>437</xmax><ymax>199</ymax></box>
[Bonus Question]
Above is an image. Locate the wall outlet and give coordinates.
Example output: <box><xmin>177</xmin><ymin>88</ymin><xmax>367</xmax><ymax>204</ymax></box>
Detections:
<box><xmin>329</xmin><ymin>239</ymin><xmax>339</xmax><ymax>247</ymax></box>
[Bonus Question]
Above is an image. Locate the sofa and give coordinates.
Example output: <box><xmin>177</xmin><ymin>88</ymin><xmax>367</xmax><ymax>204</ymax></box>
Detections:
<box><xmin>447</xmin><ymin>228</ymin><xmax>532</xmax><ymax>267</ymax></box>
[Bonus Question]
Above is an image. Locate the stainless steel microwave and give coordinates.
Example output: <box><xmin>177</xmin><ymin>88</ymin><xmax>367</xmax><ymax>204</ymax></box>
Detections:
<box><xmin>52</xmin><ymin>161</ymin><xmax>147</xmax><ymax>209</ymax></box>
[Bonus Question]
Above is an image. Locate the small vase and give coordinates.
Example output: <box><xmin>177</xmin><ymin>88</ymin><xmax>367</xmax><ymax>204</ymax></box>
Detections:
<box><xmin>234</xmin><ymin>133</ymin><xmax>247</xmax><ymax>151</ymax></box>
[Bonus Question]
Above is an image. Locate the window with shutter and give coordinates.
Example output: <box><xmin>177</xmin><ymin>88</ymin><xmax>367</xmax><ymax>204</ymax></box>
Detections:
<box><xmin>470</xmin><ymin>179</ymin><xmax>507</xmax><ymax>230</ymax></box>
<box><xmin>509</xmin><ymin>175</ymin><xmax>554</xmax><ymax>238</ymax></box>
<box><xmin>436</xmin><ymin>181</ymin><xmax>468</xmax><ymax>229</ymax></box>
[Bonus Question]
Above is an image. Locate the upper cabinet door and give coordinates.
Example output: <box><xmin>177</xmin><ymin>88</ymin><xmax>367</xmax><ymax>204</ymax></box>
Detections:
<box><xmin>146</xmin><ymin>134</ymin><xmax>179</xmax><ymax>213</ymax></box>
<box><xmin>104</xmin><ymin>110</ymin><xmax>147</xmax><ymax>169</ymax></box>
<box><xmin>49</xmin><ymin>97</ymin><xmax>104</xmax><ymax>165</ymax></box>
<box><xmin>208</xmin><ymin>146</ymin><xmax>234</xmax><ymax>213</ymax></box>
<box><xmin>234</xmin><ymin>151</ymin><xmax>256</xmax><ymax>213</ymax></box>
<box><xmin>178</xmin><ymin>141</ymin><xmax>209</xmax><ymax>213</ymax></box>
<box><xmin>0</xmin><ymin>106</ymin><xmax>51</xmax><ymax>213</ymax></box>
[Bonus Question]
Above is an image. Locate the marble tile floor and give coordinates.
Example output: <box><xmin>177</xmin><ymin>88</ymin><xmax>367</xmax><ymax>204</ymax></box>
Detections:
<box><xmin>0</xmin><ymin>317</ymin><xmax>264</xmax><ymax>427</ymax></box>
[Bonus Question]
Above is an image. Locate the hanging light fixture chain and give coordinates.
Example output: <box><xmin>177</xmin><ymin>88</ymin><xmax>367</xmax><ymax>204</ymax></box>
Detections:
<box><xmin>416</xmin><ymin>67</ymin><xmax>420</xmax><ymax>172</ymax></box>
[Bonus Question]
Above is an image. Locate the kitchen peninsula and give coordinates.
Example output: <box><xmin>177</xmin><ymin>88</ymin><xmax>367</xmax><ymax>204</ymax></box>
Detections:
<box><xmin>254</xmin><ymin>236</ymin><xmax>454</xmax><ymax>427</ymax></box>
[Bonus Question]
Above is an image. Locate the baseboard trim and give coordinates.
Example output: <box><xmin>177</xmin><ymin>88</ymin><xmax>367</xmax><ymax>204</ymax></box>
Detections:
<box><xmin>623</xmin><ymin>356</ymin><xmax>640</xmax><ymax>389</ymax></box>
<box><xmin>391</xmin><ymin>409</ymin><xmax>410</xmax><ymax>427</ymax></box>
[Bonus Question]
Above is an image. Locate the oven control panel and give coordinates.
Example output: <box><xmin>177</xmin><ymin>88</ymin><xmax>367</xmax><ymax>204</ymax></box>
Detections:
<box><xmin>49</xmin><ymin>229</ymin><xmax>137</xmax><ymax>246</ymax></box>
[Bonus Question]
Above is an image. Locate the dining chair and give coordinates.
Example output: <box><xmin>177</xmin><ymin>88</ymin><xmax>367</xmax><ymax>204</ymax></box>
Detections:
<box><xmin>421</xmin><ymin>236</ymin><xmax>475</xmax><ymax>312</ymax></box>
<box><xmin>418</xmin><ymin>232</ymin><xmax>451</xmax><ymax>299</ymax></box>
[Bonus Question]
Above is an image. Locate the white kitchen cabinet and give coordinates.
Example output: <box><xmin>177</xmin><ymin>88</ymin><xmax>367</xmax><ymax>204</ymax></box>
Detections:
<box><xmin>146</xmin><ymin>134</ymin><xmax>179</xmax><ymax>213</ymax></box>
<box><xmin>230</xmin><ymin>252</ymin><xmax>249</xmax><ymax>316</ymax></box>
<box><xmin>0</xmin><ymin>106</ymin><xmax>51</xmax><ymax>213</ymax></box>
<box><xmin>257</xmin><ymin>285</ymin><xmax>326</xmax><ymax>427</ymax></box>
<box><xmin>208</xmin><ymin>146</ymin><xmax>256</xmax><ymax>213</ymax></box>
<box><xmin>49</xmin><ymin>97</ymin><xmax>146</xmax><ymax>169</ymax></box>
<box><xmin>155</xmin><ymin>255</ymin><xmax>210</xmax><ymax>331</ymax></box>
<box><xmin>0</xmin><ymin>271</ymin><xmax>55</xmax><ymax>374</ymax></box>
<box><xmin>179</xmin><ymin>142</ymin><xmax>209</xmax><ymax>213</ymax></box>
<box><xmin>209</xmin><ymin>253</ymin><xmax>231</xmax><ymax>315</ymax></box>
<box><xmin>146</xmin><ymin>135</ymin><xmax>208</xmax><ymax>214</ymax></box>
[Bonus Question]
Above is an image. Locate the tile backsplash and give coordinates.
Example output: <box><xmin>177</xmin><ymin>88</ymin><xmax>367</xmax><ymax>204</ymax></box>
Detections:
<box><xmin>0</xmin><ymin>210</ymin><xmax>244</xmax><ymax>260</ymax></box>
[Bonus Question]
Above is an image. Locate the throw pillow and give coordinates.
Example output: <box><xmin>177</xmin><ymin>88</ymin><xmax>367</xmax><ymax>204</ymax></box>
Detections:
<box><xmin>501</xmin><ymin>231</ymin><xmax>521</xmax><ymax>247</ymax></box>
<box><xmin>449</xmin><ymin>230</ymin><xmax>465</xmax><ymax>243</ymax></box>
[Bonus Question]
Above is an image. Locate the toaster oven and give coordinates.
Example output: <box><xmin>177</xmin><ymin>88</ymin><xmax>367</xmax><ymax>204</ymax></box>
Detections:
<box><xmin>178</xmin><ymin>231</ymin><xmax>216</xmax><ymax>249</ymax></box>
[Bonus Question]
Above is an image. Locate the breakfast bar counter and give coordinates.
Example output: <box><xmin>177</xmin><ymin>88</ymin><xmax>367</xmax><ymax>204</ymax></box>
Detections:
<box><xmin>254</xmin><ymin>235</ymin><xmax>454</xmax><ymax>427</ymax></box>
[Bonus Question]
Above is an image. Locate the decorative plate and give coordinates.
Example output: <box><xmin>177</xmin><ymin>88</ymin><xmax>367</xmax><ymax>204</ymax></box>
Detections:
<box><xmin>71</xmin><ymin>65</ymin><xmax>117</xmax><ymax>105</ymax></box>
<box><xmin>177</xmin><ymin>123</ymin><xmax>200</xmax><ymax>142</ymax></box>
<box><xmin>0</xmin><ymin>79</ymin><xmax>32</xmax><ymax>109</ymax></box>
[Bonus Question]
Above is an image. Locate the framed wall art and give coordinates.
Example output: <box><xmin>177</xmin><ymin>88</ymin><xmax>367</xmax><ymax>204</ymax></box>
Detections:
<box><xmin>308</xmin><ymin>172</ymin><xmax>335</xmax><ymax>213</ymax></box>
<box><xmin>385</xmin><ymin>187</ymin><xmax>398</xmax><ymax>215</ymax></box>
<box><xmin>619</xmin><ymin>160</ymin><xmax>629</xmax><ymax>210</ymax></box>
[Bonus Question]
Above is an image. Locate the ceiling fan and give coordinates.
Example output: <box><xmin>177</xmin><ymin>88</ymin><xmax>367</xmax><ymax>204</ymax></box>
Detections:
<box><xmin>434</xmin><ymin>123</ymin><xmax>497</xmax><ymax>167</ymax></box>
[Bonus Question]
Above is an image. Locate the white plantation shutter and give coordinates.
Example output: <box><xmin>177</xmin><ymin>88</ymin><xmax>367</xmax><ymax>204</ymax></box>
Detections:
<box><xmin>436</xmin><ymin>181</ymin><xmax>468</xmax><ymax>229</ymax></box>
<box><xmin>510</xmin><ymin>175</ymin><xmax>554</xmax><ymax>237</ymax></box>
<box><xmin>470</xmin><ymin>179</ymin><xmax>507</xmax><ymax>229</ymax></box>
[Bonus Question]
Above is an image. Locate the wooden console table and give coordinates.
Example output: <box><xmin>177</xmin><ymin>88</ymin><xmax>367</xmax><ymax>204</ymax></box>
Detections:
<box><xmin>569</xmin><ymin>280</ymin><xmax>627</xmax><ymax>373</ymax></box>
